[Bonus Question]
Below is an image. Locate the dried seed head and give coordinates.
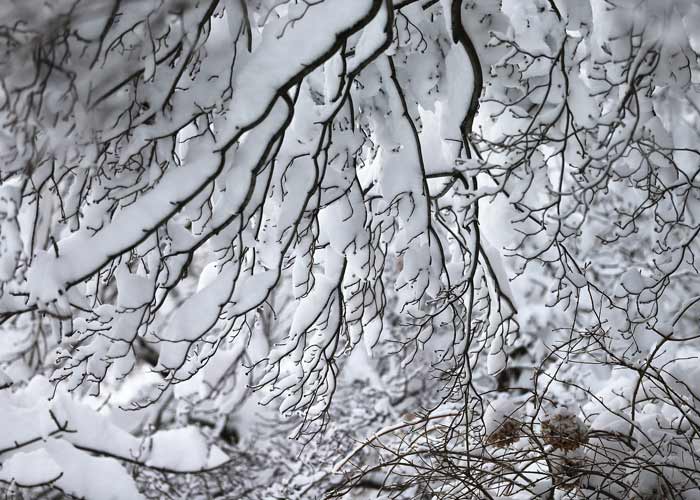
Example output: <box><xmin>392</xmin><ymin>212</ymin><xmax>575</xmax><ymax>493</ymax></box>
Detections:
<box><xmin>484</xmin><ymin>397</ymin><xmax>523</xmax><ymax>448</ymax></box>
<box><xmin>541</xmin><ymin>409</ymin><xmax>589</xmax><ymax>451</ymax></box>
<box><xmin>486</xmin><ymin>417</ymin><xmax>521</xmax><ymax>448</ymax></box>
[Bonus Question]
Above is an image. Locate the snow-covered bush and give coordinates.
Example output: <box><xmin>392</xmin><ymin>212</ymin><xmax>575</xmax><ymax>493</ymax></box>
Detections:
<box><xmin>2</xmin><ymin>0</ymin><xmax>700</xmax><ymax>498</ymax></box>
